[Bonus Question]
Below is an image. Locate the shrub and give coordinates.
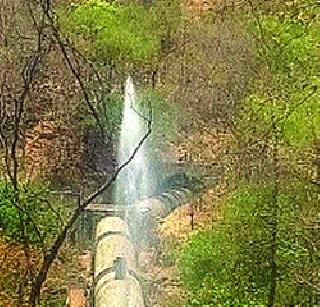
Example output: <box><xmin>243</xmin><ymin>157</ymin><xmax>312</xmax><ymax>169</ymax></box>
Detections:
<box><xmin>0</xmin><ymin>181</ymin><xmax>67</xmax><ymax>246</ymax></box>
<box><xmin>58</xmin><ymin>0</ymin><xmax>165</xmax><ymax>62</ymax></box>
<box><xmin>178</xmin><ymin>182</ymin><xmax>319</xmax><ymax>305</ymax></box>
<box><xmin>237</xmin><ymin>16</ymin><xmax>320</xmax><ymax>148</ymax></box>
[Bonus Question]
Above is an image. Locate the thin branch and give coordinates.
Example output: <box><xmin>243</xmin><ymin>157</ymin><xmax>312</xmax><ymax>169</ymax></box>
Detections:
<box><xmin>83</xmin><ymin>115</ymin><xmax>152</xmax><ymax>207</ymax></box>
<box><xmin>67</xmin><ymin>41</ymin><xmax>105</xmax><ymax>89</ymax></box>
<box><xmin>10</xmin><ymin>1</ymin><xmax>47</xmax><ymax>187</ymax></box>
<box><xmin>0</xmin><ymin>1</ymin><xmax>49</xmax><ymax>288</ymax></box>
<box><xmin>41</xmin><ymin>3</ymin><xmax>106</xmax><ymax>139</ymax></box>
<box><xmin>131</xmin><ymin>105</ymin><xmax>151</xmax><ymax>123</ymax></box>
<box><xmin>45</xmin><ymin>199</ymin><xmax>64</xmax><ymax>227</ymax></box>
<box><xmin>268</xmin><ymin>114</ymin><xmax>280</xmax><ymax>306</ymax></box>
<box><xmin>0</xmin><ymin>70</ymin><xmax>8</xmax><ymax>150</ymax></box>
<box><xmin>246</xmin><ymin>0</ymin><xmax>273</xmax><ymax>69</ymax></box>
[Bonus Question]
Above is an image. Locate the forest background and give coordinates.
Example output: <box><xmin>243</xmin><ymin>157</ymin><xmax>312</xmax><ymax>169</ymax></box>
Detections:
<box><xmin>0</xmin><ymin>0</ymin><xmax>319</xmax><ymax>305</ymax></box>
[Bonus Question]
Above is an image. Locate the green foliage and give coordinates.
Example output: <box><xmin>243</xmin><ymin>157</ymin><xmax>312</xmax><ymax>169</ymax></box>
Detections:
<box><xmin>207</xmin><ymin>9</ymin><xmax>320</xmax><ymax>305</ymax></box>
<box><xmin>255</xmin><ymin>17</ymin><xmax>319</xmax><ymax>73</ymax></box>
<box><xmin>283</xmin><ymin>95</ymin><xmax>320</xmax><ymax>146</ymax></box>
<box><xmin>235</xmin><ymin>90</ymin><xmax>320</xmax><ymax>147</ymax></box>
<box><xmin>0</xmin><ymin>181</ymin><xmax>66</xmax><ymax>246</ymax></box>
<box><xmin>273</xmin><ymin>0</ymin><xmax>320</xmax><ymax>24</ymax></box>
<box><xmin>179</xmin><ymin>182</ymin><xmax>319</xmax><ymax>305</ymax></box>
<box><xmin>237</xmin><ymin>15</ymin><xmax>319</xmax><ymax>147</ymax></box>
<box><xmin>58</xmin><ymin>0</ymin><xmax>158</xmax><ymax>61</ymax></box>
<box><xmin>249</xmin><ymin>15</ymin><xmax>320</xmax><ymax>92</ymax></box>
<box><xmin>252</xmin><ymin>16</ymin><xmax>319</xmax><ymax>69</ymax></box>
<box><xmin>57</xmin><ymin>0</ymin><xmax>180</xmax><ymax>63</ymax></box>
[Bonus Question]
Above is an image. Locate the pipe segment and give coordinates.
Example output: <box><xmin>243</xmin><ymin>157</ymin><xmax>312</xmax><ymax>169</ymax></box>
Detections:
<box><xmin>94</xmin><ymin>217</ymin><xmax>144</xmax><ymax>307</ymax></box>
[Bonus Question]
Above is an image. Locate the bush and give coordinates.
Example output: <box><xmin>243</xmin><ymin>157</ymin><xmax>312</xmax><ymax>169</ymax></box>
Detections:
<box><xmin>58</xmin><ymin>0</ymin><xmax>166</xmax><ymax>62</ymax></box>
<box><xmin>237</xmin><ymin>16</ymin><xmax>320</xmax><ymax>148</ymax></box>
<box><xmin>178</xmin><ymin>182</ymin><xmax>319</xmax><ymax>305</ymax></box>
<box><xmin>0</xmin><ymin>181</ymin><xmax>67</xmax><ymax>246</ymax></box>
<box><xmin>58</xmin><ymin>0</ymin><xmax>182</xmax><ymax>63</ymax></box>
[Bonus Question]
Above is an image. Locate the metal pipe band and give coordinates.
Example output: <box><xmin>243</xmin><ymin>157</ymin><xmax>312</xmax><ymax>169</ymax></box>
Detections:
<box><xmin>95</xmin><ymin>234</ymin><xmax>136</xmax><ymax>278</ymax></box>
<box><xmin>96</xmin><ymin>216</ymin><xmax>131</xmax><ymax>239</ymax></box>
<box><xmin>94</xmin><ymin>265</ymin><xmax>137</xmax><ymax>286</ymax></box>
<box><xmin>96</xmin><ymin>231</ymin><xmax>131</xmax><ymax>246</ymax></box>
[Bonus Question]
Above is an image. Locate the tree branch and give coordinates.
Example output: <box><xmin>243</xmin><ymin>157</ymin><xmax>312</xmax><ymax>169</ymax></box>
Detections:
<box><xmin>41</xmin><ymin>3</ymin><xmax>106</xmax><ymax>140</ymax></box>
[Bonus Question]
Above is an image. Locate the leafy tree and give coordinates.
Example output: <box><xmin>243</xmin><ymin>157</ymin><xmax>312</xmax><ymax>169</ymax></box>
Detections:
<box><xmin>236</xmin><ymin>14</ymin><xmax>319</xmax><ymax>146</ymax></box>
<box><xmin>178</xmin><ymin>2</ymin><xmax>319</xmax><ymax>306</ymax></box>
<box><xmin>0</xmin><ymin>181</ymin><xmax>69</xmax><ymax>246</ymax></box>
<box><xmin>57</xmin><ymin>0</ymin><xmax>181</xmax><ymax>63</ymax></box>
<box><xmin>179</xmin><ymin>182</ymin><xmax>319</xmax><ymax>305</ymax></box>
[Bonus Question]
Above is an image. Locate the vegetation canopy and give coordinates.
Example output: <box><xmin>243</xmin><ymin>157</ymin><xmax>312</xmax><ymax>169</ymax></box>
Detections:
<box><xmin>0</xmin><ymin>0</ymin><xmax>318</xmax><ymax>305</ymax></box>
<box><xmin>179</xmin><ymin>182</ymin><xmax>319</xmax><ymax>305</ymax></box>
<box><xmin>58</xmin><ymin>0</ymin><xmax>181</xmax><ymax>63</ymax></box>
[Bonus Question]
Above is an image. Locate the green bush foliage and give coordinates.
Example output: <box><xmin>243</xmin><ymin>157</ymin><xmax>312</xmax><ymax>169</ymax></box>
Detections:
<box><xmin>0</xmin><ymin>181</ymin><xmax>66</xmax><ymax>246</ymax></box>
<box><xmin>235</xmin><ymin>92</ymin><xmax>320</xmax><ymax>147</ymax></box>
<box><xmin>179</xmin><ymin>182</ymin><xmax>319</xmax><ymax>305</ymax></box>
<box><xmin>236</xmin><ymin>16</ymin><xmax>320</xmax><ymax>147</ymax></box>
<box><xmin>59</xmin><ymin>1</ymin><xmax>157</xmax><ymax>61</ymax></box>
<box><xmin>57</xmin><ymin>0</ymin><xmax>181</xmax><ymax>63</ymax></box>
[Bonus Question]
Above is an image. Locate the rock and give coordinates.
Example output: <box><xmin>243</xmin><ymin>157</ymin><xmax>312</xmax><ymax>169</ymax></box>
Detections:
<box><xmin>66</xmin><ymin>288</ymin><xmax>86</xmax><ymax>307</ymax></box>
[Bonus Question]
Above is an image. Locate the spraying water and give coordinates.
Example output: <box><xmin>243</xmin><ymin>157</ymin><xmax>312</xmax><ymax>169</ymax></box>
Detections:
<box><xmin>114</xmin><ymin>76</ymin><xmax>150</xmax><ymax>205</ymax></box>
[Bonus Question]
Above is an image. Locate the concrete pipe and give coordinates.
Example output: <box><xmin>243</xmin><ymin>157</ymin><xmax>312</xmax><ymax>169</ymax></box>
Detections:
<box><xmin>96</xmin><ymin>216</ymin><xmax>131</xmax><ymax>241</ymax></box>
<box><xmin>95</xmin><ymin>273</ymin><xmax>144</xmax><ymax>307</ymax></box>
<box><xmin>95</xmin><ymin>235</ymin><xmax>136</xmax><ymax>279</ymax></box>
<box><xmin>94</xmin><ymin>217</ymin><xmax>145</xmax><ymax>307</ymax></box>
<box><xmin>128</xmin><ymin>188</ymin><xmax>192</xmax><ymax>220</ymax></box>
<box><xmin>95</xmin><ymin>217</ymin><xmax>136</xmax><ymax>279</ymax></box>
